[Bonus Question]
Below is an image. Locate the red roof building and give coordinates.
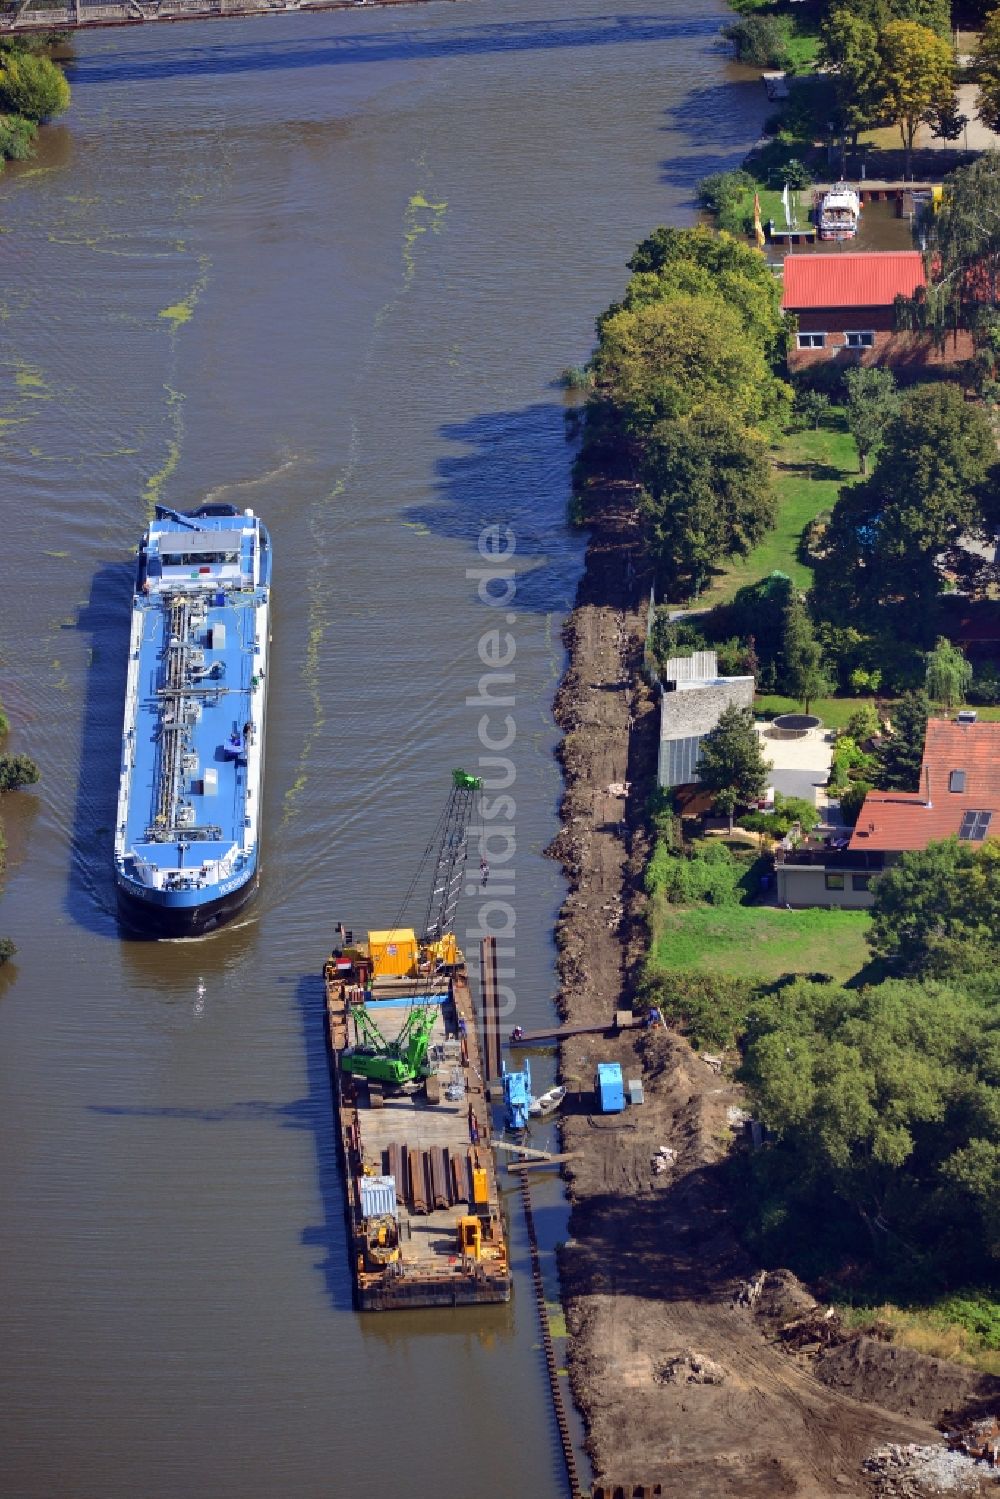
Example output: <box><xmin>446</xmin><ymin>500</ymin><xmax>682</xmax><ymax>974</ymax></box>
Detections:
<box><xmin>849</xmin><ymin>719</ymin><xmax>1000</xmax><ymax>854</ymax></box>
<box><xmin>782</xmin><ymin>251</ymin><xmax>974</xmax><ymax>374</ymax></box>
<box><xmin>775</xmin><ymin>718</ymin><xmax>999</xmax><ymax>909</ymax></box>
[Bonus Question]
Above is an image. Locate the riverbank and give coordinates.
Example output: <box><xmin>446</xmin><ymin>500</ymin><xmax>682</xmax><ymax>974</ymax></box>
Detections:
<box><xmin>546</xmin><ymin>494</ymin><xmax>1000</xmax><ymax>1493</ymax></box>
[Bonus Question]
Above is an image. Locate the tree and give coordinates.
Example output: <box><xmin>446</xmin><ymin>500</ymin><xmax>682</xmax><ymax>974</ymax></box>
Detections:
<box><xmin>793</xmin><ymin>388</ymin><xmax>830</xmax><ymax>431</ymax></box>
<box><xmin>639</xmin><ymin>405</ymin><xmax>776</xmax><ymax>595</ymax></box>
<box><xmin>925</xmin><ymin>636</ymin><xmax>972</xmax><ymax>711</ymax></box>
<box><xmin>878</xmin><ymin>21</ymin><xmax>955</xmax><ymax>177</ymax></box>
<box><xmin>697</xmin><ymin>704</ymin><xmax>772</xmax><ymax>831</ymax></box>
<box><xmin>976</xmin><ymin>9</ymin><xmax>1000</xmax><ymax>135</ymax></box>
<box><xmin>0</xmin><ymin>754</ymin><xmax>39</xmax><ymax>792</ymax></box>
<box><xmin>0</xmin><ymin>51</ymin><xmax>70</xmax><ymax>123</ymax></box>
<box><xmin>622</xmin><ymin>226</ymin><xmax>789</xmax><ymax>365</ymax></box>
<box><xmin>780</xmin><ymin>593</ymin><xmax>831</xmax><ymax>712</ymax></box>
<box><xmin>875</xmin><ymin>689</ymin><xmax>929</xmax><ymax>791</ymax></box>
<box><xmin>814</xmin><ymin>385</ymin><xmax>997</xmax><ymax>619</ymax></box>
<box><xmin>868</xmin><ymin>837</ymin><xmax>1000</xmax><ymax>975</ymax></box>
<box><xmin>0</xmin><ymin>937</ymin><xmax>14</xmax><ymax>965</ymax></box>
<box><xmin>820</xmin><ymin>9</ymin><xmax>882</xmax><ymax>171</ymax></box>
<box><xmin>591</xmin><ymin>294</ymin><xmax>784</xmax><ymax>439</ymax></box>
<box><xmin>739</xmin><ymin>976</ymin><xmax>1000</xmax><ymax>1261</ymax></box>
<box><xmin>843</xmin><ymin>366</ymin><xmax>900</xmax><ymax>477</ymax></box>
<box><xmin>924</xmin><ymin>153</ymin><xmax>1000</xmax><ymax>340</ymax></box>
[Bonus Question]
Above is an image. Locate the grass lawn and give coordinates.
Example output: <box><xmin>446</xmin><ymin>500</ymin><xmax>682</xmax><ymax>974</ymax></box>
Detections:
<box><xmin>755</xmin><ymin>693</ymin><xmax>1000</xmax><ymax>727</ymax></box>
<box><xmin>650</xmin><ymin>904</ymin><xmax>871</xmax><ymax>984</ymax></box>
<box><xmin>731</xmin><ymin>186</ymin><xmax>810</xmax><ymax>235</ymax></box>
<box><xmin>704</xmin><ymin>411</ymin><xmax>859</xmax><ymax>606</ymax></box>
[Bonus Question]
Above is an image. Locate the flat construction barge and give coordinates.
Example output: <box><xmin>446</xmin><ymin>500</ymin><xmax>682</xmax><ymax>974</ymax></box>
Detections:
<box><xmin>325</xmin><ymin>959</ymin><xmax>511</xmax><ymax>1312</ymax></box>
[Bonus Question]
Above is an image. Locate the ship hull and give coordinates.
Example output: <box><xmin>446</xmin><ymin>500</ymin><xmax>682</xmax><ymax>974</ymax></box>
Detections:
<box><xmin>113</xmin><ymin>502</ymin><xmax>271</xmax><ymax>941</ymax></box>
<box><xmin>115</xmin><ymin>868</ymin><xmax>259</xmax><ymax>938</ymax></box>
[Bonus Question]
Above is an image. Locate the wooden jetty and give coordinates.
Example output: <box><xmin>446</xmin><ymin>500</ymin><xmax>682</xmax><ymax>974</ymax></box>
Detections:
<box><xmin>325</xmin><ymin>958</ymin><xmax>510</xmax><ymax>1312</ymax></box>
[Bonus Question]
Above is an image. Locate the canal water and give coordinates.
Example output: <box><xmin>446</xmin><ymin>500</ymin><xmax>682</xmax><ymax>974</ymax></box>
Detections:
<box><xmin>0</xmin><ymin>6</ymin><xmax>768</xmax><ymax>1495</ymax></box>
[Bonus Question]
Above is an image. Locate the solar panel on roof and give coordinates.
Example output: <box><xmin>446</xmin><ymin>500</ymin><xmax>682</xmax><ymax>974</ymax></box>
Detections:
<box><xmin>959</xmin><ymin>810</ymin><xmax>993</xmax><ymax>841</ymax></box>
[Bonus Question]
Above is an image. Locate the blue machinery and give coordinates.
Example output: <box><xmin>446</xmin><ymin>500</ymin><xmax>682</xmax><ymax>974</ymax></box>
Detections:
<box><xmin>501</xmin><ymin>1058</ymin><xmax>532</xmax><ymax>1132</ymax></box>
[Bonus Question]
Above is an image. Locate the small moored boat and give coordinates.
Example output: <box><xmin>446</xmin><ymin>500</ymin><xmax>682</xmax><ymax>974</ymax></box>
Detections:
<box><xmin>528</xmin><ymin>1085</ymin><xmax>567</xmax><ymax>1118</ymax></box>
<box><xmin>817</xmin><ymin>182</ymin><xmax>861</xmax><ymax>241</ymax></box>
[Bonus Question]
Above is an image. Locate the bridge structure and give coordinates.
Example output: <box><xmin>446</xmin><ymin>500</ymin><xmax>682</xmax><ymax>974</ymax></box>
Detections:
<box><xmin>0</xmin><ymin>0</ymin><xmax>428</xmax><ymax>33</ymax></box>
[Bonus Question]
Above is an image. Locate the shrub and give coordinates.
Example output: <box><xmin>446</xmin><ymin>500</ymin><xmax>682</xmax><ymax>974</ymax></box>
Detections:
<box><xmin>722</xmin><ymin>14</ymin><xmax>791</xmax><ymax>67</ymax></box>
<box><xmin>838</xmin><ymin>780</ymin><xmax>873</xmax><ymax>825</ymax></box>
<box><xmin>738</xmin><ymin>792</ymin><xmax>821</xmax><ymax>839</ymax></box>
<box><xmin>828</xmin><ymin>735</ymin><xmax>877</xmax><ymax>790</ymax></box>
<box><xmin>0</xmin><ymin>937</ymin><xmax>15</xmax><ymax>965</ymax></box>
<box><xmin>641</xmin><ymin>970</ymin><xmax>756</xmax><ymax>1050</ymax></box>
<box><xmin>696</xmin><ymin>169</ymin><xmax>756</xmax><ymax>216</ymax></box>
<box><xmin>0</xmin><ymin>52</ymin><xmax>70</xmax><ymax>123</ymax></box>
<box><xmin>0</xmin><ymin>753</ymin><xmax>39</xmax><ymax>791</ymax></box>
<box><xmin>844</xmin><ymin>703</ymin><xmax>880</xmax><ymax>743</ymax></box>
<box><xmin>968</xmin><ymin>665</ymin><xmax>1000</xmax><ymax>707</ymax></box>
<box><xmin>647</xmin><ymin>838</ymin><xmax>743</xmax><ymax>906</ymax></box>
<box><xmin>0</xmin><ymin>113</ymin><xmax>36</xmax><ymax>162</ymax></box>
<box><xmin>558</xmin><ymin>365</ymin><xmax>591</xmax><ymax>391</ymax></box>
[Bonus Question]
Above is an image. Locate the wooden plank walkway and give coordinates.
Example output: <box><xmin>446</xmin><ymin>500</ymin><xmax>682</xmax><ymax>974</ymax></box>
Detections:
<box><xmin>511</xmin><ymin>1014</ymin><xmax>639</xmax><ymax>1045</ymax></box>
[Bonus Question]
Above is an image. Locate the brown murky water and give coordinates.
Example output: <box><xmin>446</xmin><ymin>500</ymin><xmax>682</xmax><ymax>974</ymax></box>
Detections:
<box><xmin>0</xmin><ymin>7</ymin><xmax>768</xmax><ymax>1495</ymax></box>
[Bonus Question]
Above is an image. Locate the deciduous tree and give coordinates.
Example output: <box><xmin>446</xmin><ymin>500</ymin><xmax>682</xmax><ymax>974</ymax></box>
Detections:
<box><xmin>0</xmin><ymin>50</ymin><xmax>70</xmax><ymax>123</ymax></box>
<box><xmin>868</xmin><ymin>837</ymin><xmax>1000</xmax><ymax>975</ymax></box>
<box><xmin>740</xmin><ymin>977</ymin><xmax>999</xmax><ymax>1259</ymax></box>
<box><xmin>821</xmin><ymin>9</ymin><xmax>882</xmax><ymax>170</ymax></box>
<box><xmin>814</xmin><ymin>385</ymin><xmax>997</xmax><ymax>617</ymax></box>
<box><xmin>639</xmin><ymin>405</ymin><xmax>776</xmax><ymax>595</ymax></box>
<box><xmin>843</xmin><ymin>366</ymin><xmax>900</xmax><ymax>476</ymax></box>
<box><xmin>976</xmin><ymin>9</ymin><xmax>1000</xmax><ymax>135</ymax></box>
<box><xmin>925</xmin><ymin>636</ymin><xmax>972</xmax><ymax>710</ymax></box>
<box><xmin>878</xmin><ymin>21</ymin><xmax>955</xmax><ymax>177</ymax></box>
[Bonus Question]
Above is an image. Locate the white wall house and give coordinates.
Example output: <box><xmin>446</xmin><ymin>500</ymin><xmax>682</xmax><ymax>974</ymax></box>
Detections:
<box><xmin>657</xmin><ymin>652</ymin><xmax>755</xmax><ymax>788</ymax></box>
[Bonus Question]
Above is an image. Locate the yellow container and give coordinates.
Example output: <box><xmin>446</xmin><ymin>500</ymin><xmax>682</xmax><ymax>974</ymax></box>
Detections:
<box><xmin>367</xmin><ymin>928</ymin><xmax>418</xmax><ymax>979</ymax></box>
<box><xmin>472</xmin><ymin>1166</ymin><xmax>489</xmax><ymax>1206</ymax></box>
<box><xmin>426</xmin><ymin>933</ymin><xmax>458</xmax><ymax>968</ymax></box>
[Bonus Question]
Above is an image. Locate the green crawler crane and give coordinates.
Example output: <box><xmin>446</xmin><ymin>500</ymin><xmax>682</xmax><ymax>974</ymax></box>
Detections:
<box><xmin>340</xmin><ymin>1002</ymin><xmax>440</xmax><ymax>1087</ymax></box>
<box><xmin>340</xmin><ymin>768</ymin><xmax>483</xmax><ymax>1090</ymax></box>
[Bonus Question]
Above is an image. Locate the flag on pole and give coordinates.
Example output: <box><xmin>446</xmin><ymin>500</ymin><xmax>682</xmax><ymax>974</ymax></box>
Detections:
<box><xmin>753</xmin><ymin>191</ymin><xmax>765</xmax><ymax>249</ymax></box>
<box><xmin>782</xmin><ymin>182</ymin><xmax>792</xmax><ymax>229</ymax></box>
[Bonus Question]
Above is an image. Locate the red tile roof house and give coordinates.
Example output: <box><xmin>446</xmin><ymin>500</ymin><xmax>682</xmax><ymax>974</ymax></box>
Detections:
<box><xmin>783</xmin><ymin>252</ymin><xmax>975</xmax><ymax>375</ymax></box>
<box><xmin>775</xmin><ymin>718</ymin><xmax>1000</xmax><ymax>909</ymax></box>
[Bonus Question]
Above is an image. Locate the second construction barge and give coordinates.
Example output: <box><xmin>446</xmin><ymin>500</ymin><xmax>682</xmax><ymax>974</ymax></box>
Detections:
<box><xmin>324</xmin><ymin>934</ymin><xmax>511</xmax><ymax>1312</ymax></box>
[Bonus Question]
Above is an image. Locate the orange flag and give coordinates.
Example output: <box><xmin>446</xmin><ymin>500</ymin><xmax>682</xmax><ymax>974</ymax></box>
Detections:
<box><xmin>753</xmin><ymin>191</ymin><xmax>766</xmax><ymax>249</ymax></box>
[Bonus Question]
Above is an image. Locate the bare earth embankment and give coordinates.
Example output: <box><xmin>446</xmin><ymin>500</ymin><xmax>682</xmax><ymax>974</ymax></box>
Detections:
<box><xmin>547</xmin><ymin>490</ymin><xmax>1000</xmax><ymax>1498</ymax></box>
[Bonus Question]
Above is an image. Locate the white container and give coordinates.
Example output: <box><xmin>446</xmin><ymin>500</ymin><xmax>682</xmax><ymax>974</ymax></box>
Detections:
<box><xmin>203</xmin><ymin>768</ymin><xmax>218</xmax><ymax>796</ymax></box>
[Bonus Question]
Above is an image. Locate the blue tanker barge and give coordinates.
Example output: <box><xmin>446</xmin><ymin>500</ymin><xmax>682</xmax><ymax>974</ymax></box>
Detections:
<box><xmin>114</xmin><ymin>503</ymin><xmax>271</xmax><ymax>937</ymax></box>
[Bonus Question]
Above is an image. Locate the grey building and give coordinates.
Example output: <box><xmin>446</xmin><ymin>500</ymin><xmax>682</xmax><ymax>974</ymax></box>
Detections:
<box><xmin>658</xmin><ymin>652</ymin><xmax>755</xmax><ymax>788</ymax></box>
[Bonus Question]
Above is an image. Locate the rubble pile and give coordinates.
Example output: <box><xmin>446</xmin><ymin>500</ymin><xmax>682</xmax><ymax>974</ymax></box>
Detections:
<box><xmin>863</xmin><ymin>1442</ymin><xmax>998</xmax><ymax>1495</ymax></box>
<box><xmin>655</xmin><ymin>1351</ymin><xmax>727</xmax><ymax>1386</ymax></box>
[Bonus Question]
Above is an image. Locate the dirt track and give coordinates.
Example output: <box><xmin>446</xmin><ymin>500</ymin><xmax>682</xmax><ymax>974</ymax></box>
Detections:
<box><xmin>548</xmin><ymin>489</ymin><xmax>999</xmax><ymax>1497</ymax></box>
